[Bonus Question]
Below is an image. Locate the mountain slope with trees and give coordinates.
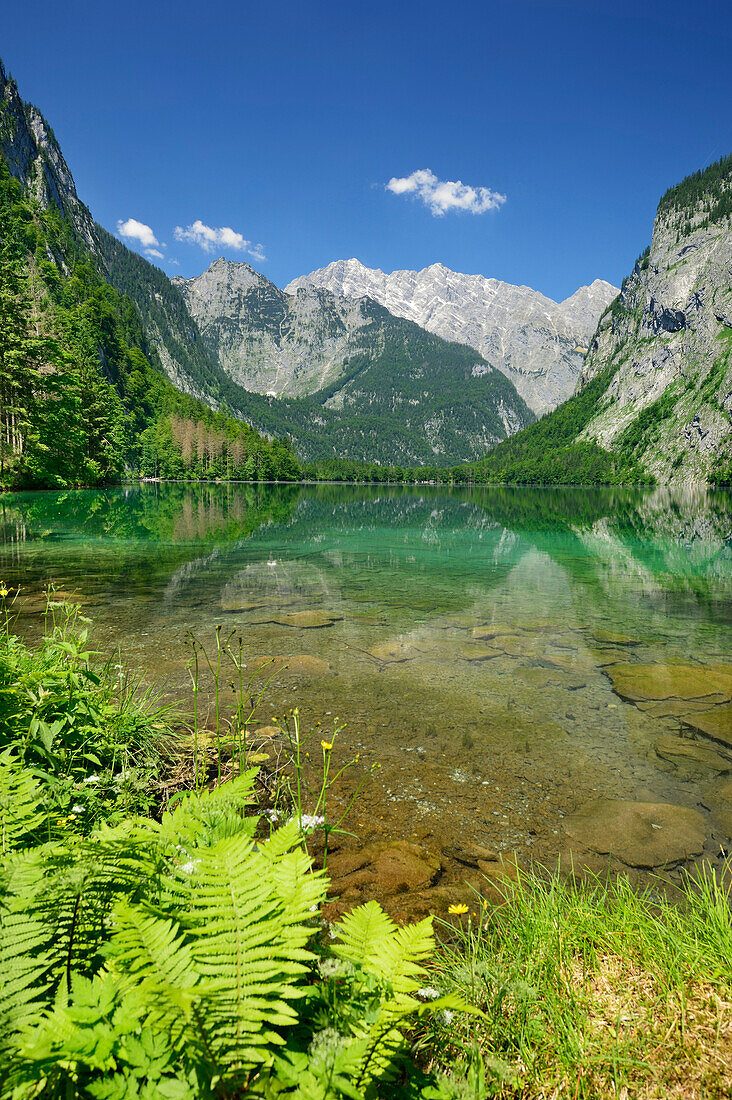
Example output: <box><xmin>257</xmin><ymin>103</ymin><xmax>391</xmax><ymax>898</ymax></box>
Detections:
<box><xmin>0</xmin><ymin>59</ymin><xmax>301</xmax><ymax>487</ymax></box>
<box><xmin>173</xmin><ymin>258</ymin><xmax>535</xmax><ymax>464</ymax></box>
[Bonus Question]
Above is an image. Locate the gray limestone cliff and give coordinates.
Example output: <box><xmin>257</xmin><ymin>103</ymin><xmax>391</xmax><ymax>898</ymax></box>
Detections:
<box><xmin>173</xmin><ymin>258</ymin><xmax>536</xmax><ymax>463</ymax></box>
<box><xmin>578</xmin><ymin>155</ymin><xmax>732</xmax><ymax>485</ymax></box>
<box><xmin>173</xmin><ymin>259</ymin><xmax>382</xmax><ymax>397</ymax></box>
<box><xmin>287</xmin><ymin>260</ymin><xmax>617</xmax><ymax>415</ymax></box>
<box><xmin>0</xmin><ymin>59</ymin><xmax>97</xmax><ymax>250</ymax></box>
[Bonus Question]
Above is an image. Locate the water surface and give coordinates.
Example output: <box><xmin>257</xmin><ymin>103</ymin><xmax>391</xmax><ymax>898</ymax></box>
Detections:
<box><xmin>2</xmin><ymin>483</ymin><xmax>730</xmax><ymax>874</ymax></box>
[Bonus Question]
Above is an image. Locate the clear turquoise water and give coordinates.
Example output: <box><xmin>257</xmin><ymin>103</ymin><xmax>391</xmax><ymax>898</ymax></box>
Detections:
<box><xmin>1</xmin><ymin>482</ymin><xmax>730</xmax><ymax>867</ymax></box>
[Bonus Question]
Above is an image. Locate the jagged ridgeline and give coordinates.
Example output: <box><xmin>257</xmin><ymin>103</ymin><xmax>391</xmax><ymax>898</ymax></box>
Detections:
<box><xmin>465</xmin><ymin>153</ymin><xmax>732</xmax><ymax>486</ymax></box>
<box><xmin>0</xmin><ymin>61</ymin><xmax>300</xmax><ymax>487</ymax></box>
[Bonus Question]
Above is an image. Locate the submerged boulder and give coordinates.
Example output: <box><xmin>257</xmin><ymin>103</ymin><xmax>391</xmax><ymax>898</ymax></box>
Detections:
<box><xmin>326</xmin><ymin>840</ymin><xmax>441</xmax><ymax>899</ymax></box>
<box><xmin>247</xmin><ymin>655</ymin><xmax>332</xmax><ymax>677</ymax></box>
<box><xmin>607</xmin><ymin>664</ymin><xmax>732</xmax><ymax>703</ymax></box>
<box><xmin>270</xmin><ymin>610</ymin><xmax>343</xmax><ymax>629</ymax></box>
<box><xmin>562</xmin><ymin>798</ymin><xmax>706</xmax><ymax>867</ymax></box>
<box><xmin>681</xmin><ymin>703</ymin><xmax>732</xmax><ymax>748</ymax></box>
<box><xmin>654</xmin><ymin>733</ymin><xmax>732</xmax><ymax>772</ymax></box>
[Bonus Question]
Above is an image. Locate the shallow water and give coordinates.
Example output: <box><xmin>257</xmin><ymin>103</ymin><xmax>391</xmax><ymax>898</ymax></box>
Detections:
<box><xmin>1</xmin><ymin>482</ymin><xmax>731</xmax><ymax>875</ymax></box>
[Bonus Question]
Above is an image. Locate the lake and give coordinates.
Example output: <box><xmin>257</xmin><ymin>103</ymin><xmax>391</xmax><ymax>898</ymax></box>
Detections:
<box><xmin>1</xmin><ymin>482</ymin><xmax>731</xmax><ymax>890</ymax></box>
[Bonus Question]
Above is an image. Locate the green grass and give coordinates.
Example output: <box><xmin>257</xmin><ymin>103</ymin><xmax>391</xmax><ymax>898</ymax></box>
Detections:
<box><xmin>419</xmin><ymin>868</ymin><xmax>732</xmax><ymax>1098</ymax></box>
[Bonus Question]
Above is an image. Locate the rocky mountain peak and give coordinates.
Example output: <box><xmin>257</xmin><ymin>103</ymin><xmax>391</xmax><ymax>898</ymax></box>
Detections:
<box><xmin>172</xmin><ymin>257</ymin><xmax>272</xmax><ymax>304</ymax></box>
<box><xmin>0</xmin><ymin>58</ymin><xmax>96</xmax><ymax>248</ymax></box>
<box><xmin>286</xmin><ymin>260</ymin><xmax>618</xmax><ymax>414</ymax></box>
<box><xmin>578</xmin><ymin>153</ymin><xmax>732</xmax><ymax>485</ymax></box>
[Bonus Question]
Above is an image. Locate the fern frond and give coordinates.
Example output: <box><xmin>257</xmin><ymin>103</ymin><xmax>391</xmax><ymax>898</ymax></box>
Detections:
<box><xmin>109</xmin><ymin>901</ymin><xmax>197</xmax><ymax>992</ymax></box>
<box><xmin>333</xmin><ymin>900</ymin><xmax>397</xmax><ymax>967</ymax></box>
<box><xmin>186</xmin><ymin>831</ymin><xmax>321</xmax><ymax>1072</ymax></box>
<box><xmin>374</xmin><ymin>917</ymin><xmax>435</xmax><ymax>996</ymax></box>
<box><xmin>0</xmin><ymin>905</ymin><xmax>53</xmax><ymax>1045</ymax></box>
<box><xmin>159</xmin><ymin>769</ymin><xmax>259</xmax><ymax>853</ymax></box>
<box><xmin>330</xmin><ymin>901</ymin><xmax>440</xmax><ymax>1089</ymax></box>
<box><xmin>0</xmin><ymin>749</ymin><xmax>47</xmax><ymax>855</ymax></box>
<box><xmin>259</xmin><ymin>822</ymin><xmax>327</xmax><ymax>930</ymax></box>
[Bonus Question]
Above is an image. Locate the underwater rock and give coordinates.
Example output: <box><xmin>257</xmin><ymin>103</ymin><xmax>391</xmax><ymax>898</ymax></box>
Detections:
<box><xmin>269</xmin><ymin>610</ymin><xmax>343</xmax><ymax>628</ymax></box>
<box><xmin>442</xmin><ymin>843</ymin><xmax>499</xmax><ymax>867</ymax></box>
<box><xmin>654</xmin><ymin>733</ymin><xmax>732</xmax><ymax>772</ymax></box>
<box><xmin>247</xmin><ymin>655</ymin><xmax>332</xmax><ymax>677</ymax></box>
<box><xmin>454</xmin><ymin>643</ymin><xmax>503</xmax><ymax>662</ymax></box>
<box><xmin>590</xmin><ymin>629</ymin><xmax>641</xmax><ymax>646</ymax></box>
<box><xmin>607</xmin><ymin>664</ymin><xmax>732</xmax><ymax>703</ymax></box>
<box><xmin>681</xmin><ymin>703</ymin><xmax>732</xmax><ymax>748</ymax></box>
<box><xmin>252</xmin><ymin>725</ymin><xmax>280</xmax><ymax>739</ymax></box>
<box><xmin>325</xmin><ymin>840</ymin><xmax>441</xmax><ymax>899</ymax></box>
<box><xmin>471</xmin><ymin>625</ymin><xmax>524</xmax><ymax>641</ymax></box>
<box><xmin>703</xmin><ymin>775</ymin><xmax>732</xmax><ymax>840</ymax></box>
<box><xmin>562</xmin><ymin>798</ymin><xmax>706</xmax><ymax>867</ymax></box>
<box><xmin>367</xmin><ymin>641</ymin><xmax>428</xmax><ymax>663</ymax></box>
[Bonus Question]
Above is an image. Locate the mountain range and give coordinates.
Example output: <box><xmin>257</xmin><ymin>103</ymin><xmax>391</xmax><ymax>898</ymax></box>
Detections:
<box><xmin>1</xmin><ymin>53</ymin><xmax>730</xmax><ymax>486</ymax></box>
<box><xmin>171</xmin><ymin>258</ymin><xmax>535</xmax><ymax>463</ymax></box>
<box><xmin>287</xmin><ymin>260</ymin><xmax>618</xmax><ymax>414</ymax></box>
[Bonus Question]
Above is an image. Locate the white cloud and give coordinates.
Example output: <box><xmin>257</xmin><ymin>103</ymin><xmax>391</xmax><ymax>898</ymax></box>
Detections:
<box><xmin>385</xmin><ymin>169</ymin><xmax>506</xmax><ymax>216</ymax></box>
<box><xmin>173</xmin><ymin>220</ymin><xmax>266</xmax><ymax>261</ymax></box>
<box><xmin>144</xmin><ymin>248</ymin><xmax>165</xmax><ymax>260</ymax></box>
<box><xmin>117</xmin><ymin>218</ymin><xmax>159</xmax><ymax>248</ymax></box>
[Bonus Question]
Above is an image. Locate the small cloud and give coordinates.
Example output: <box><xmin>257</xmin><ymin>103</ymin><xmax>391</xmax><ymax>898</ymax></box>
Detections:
<box><xmin>385</xmin><ymin>168</ymin><xmax>506</xmax><ymax>217</ymax></box>
<box><xmin>117</xmin><ymin>218</ymin><xmax>159</xmax><ymax>248</ymax></box>
<box><xmin>173</xmin><ymin>219</ymin><xmax>265</xmax><ymax>261</ymax></box>
<box><xmin>144</xmin><ymin>248</ymin><xmax>165</xmax><ymax>260</ymax></box>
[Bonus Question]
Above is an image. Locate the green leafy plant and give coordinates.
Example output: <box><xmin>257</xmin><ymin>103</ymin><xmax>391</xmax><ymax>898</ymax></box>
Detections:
<box><xmin>0</xmin><ymin>590</ymin><xmax>174</xmax><ymax>825</ymax></box>
<box><xmin>1</xmin><ymin>757</ymin><xmax>469</xmax><ymax>1099</ymax></box>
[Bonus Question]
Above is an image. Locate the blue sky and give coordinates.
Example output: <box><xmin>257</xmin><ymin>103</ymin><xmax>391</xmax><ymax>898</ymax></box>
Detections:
<box><xmin>4</xmin><ymin>0</ymin><xmax>731</xmax><ymax>300</ymax></box>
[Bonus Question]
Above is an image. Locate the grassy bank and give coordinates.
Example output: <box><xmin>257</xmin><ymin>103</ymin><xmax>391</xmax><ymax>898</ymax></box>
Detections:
<box><xmin>0</xmin><ymin>600</ymin><xmax>729</xmax><ymax>1098</ymax></box>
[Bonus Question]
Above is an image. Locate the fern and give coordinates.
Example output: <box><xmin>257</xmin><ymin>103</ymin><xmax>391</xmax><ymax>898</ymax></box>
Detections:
<box><xmin>159</xmin><ymin>768</ymin><xmax>259</xmax><ymax>854</ymax></box>
<box><xmin>326</xmin><ymin>901</ymin><xmax>472</xmax><ymax>1092</ymax></box>
<box><xmin>176</xmin><ymin>827</ymin><xmax>325</xmax><ymax>1074</ymax></box>
<box><xmin>1</xmin><ymin>761</ymin><xmax>470</xmax><ymax>1099</ymax></box>
<box><xmin>0</xmin><ymin>748</ymin><xmax>48</xmax><ymax>854</ymax></box>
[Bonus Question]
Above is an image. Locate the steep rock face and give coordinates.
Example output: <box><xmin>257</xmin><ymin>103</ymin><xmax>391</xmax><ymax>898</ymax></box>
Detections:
<box><xmin>173</xmin><ymin>259</ymin><xmax>379</xmax><ymax>397</ymax></box>
<box><xmin>287</xmin><ymin>260</ymin><xmax>617</xmax><ymax>414</ymax></box>
<box><xmin>578</xmin><ymin>155</ymin><xmax>732</xmax><ymax>485</ymax></box>
<box><xmin>0</xmin><ymin>59</ymin><xmax>96</xmax><ymax>249</ymax></box>
<box><xmin>0</xmin><ymin>60</ymin><xmax>235</xmax><ymax>407</ymax></box>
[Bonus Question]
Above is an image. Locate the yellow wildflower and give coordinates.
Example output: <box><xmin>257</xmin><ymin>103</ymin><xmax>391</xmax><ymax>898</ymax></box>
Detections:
<box><xmin>448</xmin><ymin>903</ymin><xmax>469</xmax><ymax>916</ymax></box>
<box><xmin>0</xmin><ymin>587</ymin><xmax>8</xmax><ymax>598</ymax></box>
<box><xmin>321</xmin><ymin>740</ymin><xmax>333</xmax><ymax>751</ymax></box>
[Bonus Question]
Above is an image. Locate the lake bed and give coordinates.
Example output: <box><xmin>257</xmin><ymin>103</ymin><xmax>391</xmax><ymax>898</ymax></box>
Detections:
<box><xmin>2</xmin><ymin>482</ymin><xmax>730</xmax><ymax>911</ymax></box>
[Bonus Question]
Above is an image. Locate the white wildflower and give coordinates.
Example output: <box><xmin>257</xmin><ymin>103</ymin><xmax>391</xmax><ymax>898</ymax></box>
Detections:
<box><xmin>179</xmin><ymin>859</ymin><xmax>200</xmax><ymax>875</ymax></box>
<box><xmin>417</xmin><ymin>986</ymin><xmax>441</xmax><ymax>1000</ymax></box>
<box><xmin>83</xmin><ymin>775</ymin><xmax>100</xmax><ymax>785</ymax></box>
<box><xmin>441</xmin><ymin>1010</ymin><xmax>454</xmax><ymax>1025</ymax></box>
<box><xmin>292</xmin><ymin>814</ymin><xmax>325</xmax><ymax>832</ymax></box>
<box><xmin>72</xmin><ymin>804</ymin><xmax>84</xmax><ymax>813</ymax></box>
